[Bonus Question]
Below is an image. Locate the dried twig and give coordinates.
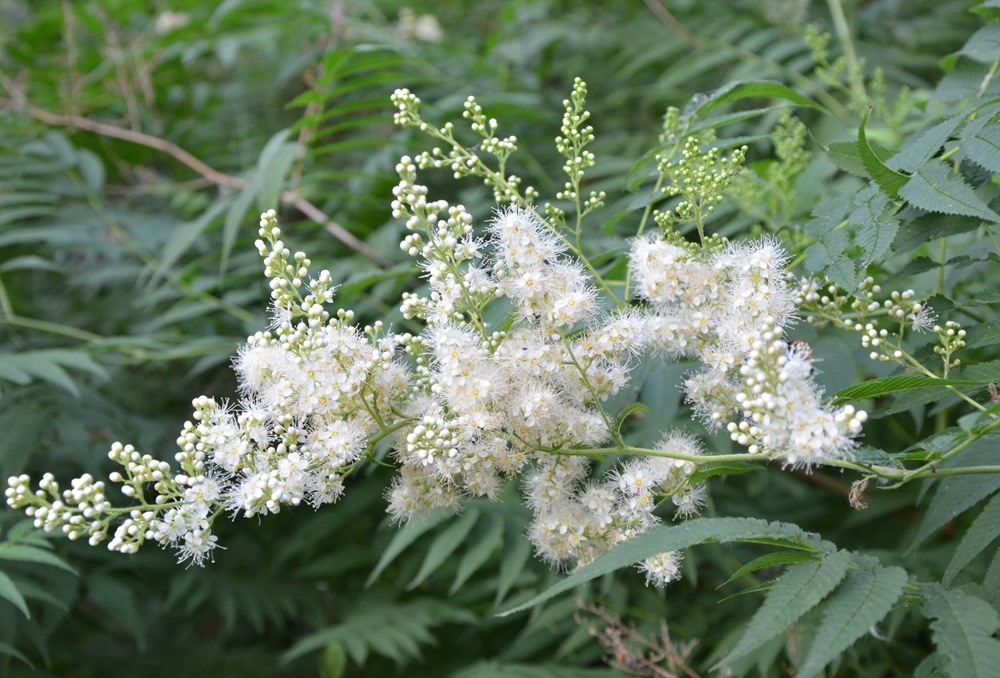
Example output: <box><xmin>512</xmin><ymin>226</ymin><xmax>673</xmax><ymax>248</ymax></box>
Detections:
<box><xmin>576</xmin><ymin>600</ymin><xmax>701</xmax><ymax>678</ymax></box>
<box><xmin>0</xmin><ymin>79</ymin><xmax>392</xmax><ymax>268</ymax></box>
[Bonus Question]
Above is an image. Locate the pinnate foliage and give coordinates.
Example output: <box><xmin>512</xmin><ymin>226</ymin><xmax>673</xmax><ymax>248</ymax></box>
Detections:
<box><xmin>4</xmin><ymin>1</ymin><xmax>1000</xmax><ymax>676</ymax></box>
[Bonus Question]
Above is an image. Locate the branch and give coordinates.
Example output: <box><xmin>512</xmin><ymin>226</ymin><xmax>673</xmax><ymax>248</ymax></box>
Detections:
<box><xmin>1</xmin><ymin>92</ymin><xmax>393</xmax><ymax>268</ymax></box>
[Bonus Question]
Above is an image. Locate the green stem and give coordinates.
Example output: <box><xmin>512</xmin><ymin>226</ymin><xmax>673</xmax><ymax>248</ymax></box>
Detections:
<box><xmin>826</xmin><ymin>0</ymin><xmax>867</xmax><ymax>99</ymax></box>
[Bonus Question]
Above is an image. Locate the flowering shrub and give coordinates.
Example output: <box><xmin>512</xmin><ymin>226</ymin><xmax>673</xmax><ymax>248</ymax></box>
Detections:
<box><xmin>6</xmin><ymin>11</ymin><xmax>1000</xmax><ymax>672</ymax></box>
<box><xmin>7</xmin><ymin>80</ymin><xmax>879</xmax><ymax>577</ymax></box>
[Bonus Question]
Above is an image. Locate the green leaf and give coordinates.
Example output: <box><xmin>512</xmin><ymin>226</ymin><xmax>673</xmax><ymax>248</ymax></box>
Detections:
<box><xmin>689</xmin><ymin>461</ymin><xmax>759</xmax><ymax>484</ymax></box>
<box><xmin>850</xmin><ymin>184</ymin><xmax>900</xmax><ymax>266</ymax></box>
<box><xmin>832</xmin><ymin>375</ymin><xmax>983</xmax><ymax>405</ymax></box>
<box><xmin>614</xmin><ymin>402</ymin><xmax>649</xmax><ymax>437</ymax></box>
<box><xmin>408</xmin><ymin>509</ymin><xmax>481</xmax><ymax>589</ymax></box>
<box><xmin>319</xmin><ymin>642</ymin><xmax>347</xmax><ymax>678</ymax></box>
<box><xmin>0</xmin><ymin>544</ymin><xmax>75</xmax><ymax>574</ymax></box>
<box><xmin>221</xmin><ymin>129</ymin><xmax>297</xmax><ymax>272</ymax></box>
<box><xmin>86</xmin><ymin>574</ymin><xmax>147</xmax><ymax>651</ymax></box>
<box><xmin>941</xmin><ymin>21</ymin><xmax>1000</xmax><ymax>71</ymax></box>
<box><xmin>694</xmin><ymin>80</ymin><xmax>825</xmax><ymax>117</ymax></box>
<box><xmin>796</xmin><ymin>558</ymin><xmax>908</xmax><ymax>678</ymax></box>
<box><xmin>367</xmin><ymin>512</ymin><xmax>447</xmax><ymax>586</ymax></box>
<box><xmin>894</xmin><ymin>110</ymin><xmax>968</xmax><ymax>173</ymax></box>
<box><xmin>282</xmin><ymin>599</ymin><xmax>475</xmax><ymax>666</ymax></box>
<box><xmin>451</xmin><ymin>513</ymin><xmax>504</xmax><ymax>594</ymax></box>
<box><xmin>498</xmin><ymin>518</ymin><xmax>827</xmax><ymax>616</ymax></box>
<box><xmin>0</xmin><ymin>640</ymin><xmax>32</xmax><ymax>668</ymax></box>
<box><xmin>720</xmin><ymin>549</ymin><xmax>817</xmax><ymax>587</ymax></box>
<box><xmin>720</xmin><ymin>551</ymin><xmax>852</xmax><ymax>668</ymax></box>
<box><xmin>945</xmin><ymin>492</ymin><xmax>1000</xmax><ymax>584</ymax></box>
<box><xmin>495</xmin><ymin>527</ymin><xmax>533</xmax><ymax>606</ymax></box>
<box><xmin>857</xmin><ymin>110</ymin><xmax>909</xmax><ymax>199</ymax></box>
<box><xmin>962</xmin><ymin>124</ymin><xmax>1000</xmax><ymax>172</ymax></box>
<box><xmin>910</xmin><ymin>433</ymin><xmax>1000</xmax><ymax>550</ymax></box>
<box><xmin>898</xmin><ymin>158</ymin><xmax>1000</xmax><ymax>222</ymax></box>
<box><xmin>922</xmin><ymin>584</ymin><xmax>1000</xmax><ymax>677</ymax></box>
<box><xmin>0</xmin><ymin>570</ymin><xmax>30</xmax><ymax>619</ymax></box>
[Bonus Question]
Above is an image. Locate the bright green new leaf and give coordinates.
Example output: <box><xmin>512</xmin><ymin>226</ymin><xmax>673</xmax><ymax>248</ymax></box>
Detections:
<box><xmin>857</xmin><ymin>110</ymin><xmax>909</xmax><ymax>199</ymax></box>
<box><xmin>694</xmin><ymin>80</ymin><xmax>825</xmax><ymax>117</ymax></box>
<box><xmin>832</xmin><ymin>375</ymin><xmax>983</xmax><ymax>405</ymax></box>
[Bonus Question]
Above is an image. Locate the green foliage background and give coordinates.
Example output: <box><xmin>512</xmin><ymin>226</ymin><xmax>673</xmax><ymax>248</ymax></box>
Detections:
<box><xmin>2</xmin><ymin>0</ymin><xmax>999</xmax><ymax>675</ymax></box>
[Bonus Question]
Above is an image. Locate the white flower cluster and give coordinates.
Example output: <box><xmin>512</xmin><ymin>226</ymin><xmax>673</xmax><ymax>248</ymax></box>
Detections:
<box><xmin>7</xmin><ymin>210</ymin><xmax>413</xmax><ymax>566</ymax></box>
<box><xmin>6</xmin><ymin>159</ymin><xmax>868</xmax><ymax>582</ymax></box>
<box><xmin>630</xmin><ymin>236</ymin><xmax>866</xmax><ymax>467</ymax></box>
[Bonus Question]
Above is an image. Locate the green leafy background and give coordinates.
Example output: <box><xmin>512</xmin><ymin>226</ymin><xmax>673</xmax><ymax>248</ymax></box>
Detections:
<box><xmin>3</xmin><ymin>0</ymin><xmax>1000</xmax><ymax>675</ymax></box>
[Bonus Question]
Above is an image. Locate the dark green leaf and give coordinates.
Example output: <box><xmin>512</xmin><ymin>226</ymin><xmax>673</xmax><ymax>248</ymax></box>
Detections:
<box><xmin>910</xmin><ymin>433</ymin><xmax>1000</xmax><ymax>550</ymax></box>
<box><xmin>945</xmin><ymin>492</ymin><xmax>1000</xmax><ymax>584</ymax></box>
<box><xmin>0</xmin><ymin>570</ymin><xmax>30</xmax><ymax>619</ymax></box>
<box><xmin>898</xmin><ymin>158</ymin><xmax>1000</xmax><ymax>222</ymax></box>
<box><xmin>922</xmin><ymin>584</ymin><xmax>1000</xmax><ymax>677</ymax></box>
<box><xmin>498</xmin><ymin>518</ymin><xmax>827</xmax><ymax>616</ymax></box>
<box><xmin>408</xmin><ymin>509</ymin><xmax>481</xmax><ymax>589</ymax></box>
<box><xmin>796</xmin><ymin>558</ymin><xmax>908</xmax><ymax>678</ymax></box>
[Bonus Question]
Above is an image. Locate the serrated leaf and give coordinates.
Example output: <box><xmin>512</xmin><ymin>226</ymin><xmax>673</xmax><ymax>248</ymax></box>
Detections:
<box><xmin>498</xmin><ymin>518</ymin><xmax>827</xmax><ymax>616</ymax></box>
<box><xmin>689</xmin><ymin>461</ymin><xmax>759</xmax><ymax>484</ymax></box>
<box><xmin>796</xmin><ymin>559</ymin><xmax>908</xmax><ymax>678</ymax></box>
<box><xmin>857</xmin><ymin>110</ymin><xmax>909</xmax><ymax>199</ymax></box>
<box><xmin>910</xmin><ymin>433</ymin><xmax>1000</xmax><ymax>550</ymax></box>
<box><xmin>898</xmin><ymin>158</ymin><xmax>1000</xmax><ymax>222</ymax></box>
<box><xmin>849</xmin><ymin>184</ymin><xmax>900</xmax><ymax>265</ymax></box>
<box><xmin>953</xmin><ymin>358</ymin><xmax>1000</xmax><ymax>383</ymax></box>
<box><xmin>922</xmin><ymin>584</ymin><xmax>1000</xmax><ymax>677</ymax></box>
<box><xmin>825</xmin><ymin>140</ymin><xmax>883</xmax><ymax>178</ymax></box>
<box><xmin>894</xmin><ymin>110</ymin><xmax>968</xmax><ymax>173</ymax></box>
<box><xmin>803</xmin><ymin>241</ymin><xmax>858</xmax><ymax>290</ymax></box>
<box><xmin>942</xmin><ymin>21</ymin><xmax>1000</xmax><ymax>71</ymax></box>
<box><xmin>408</xmin><ymin>509</ymin><xmax>481</xmax><ymax>589</ymax></box>
<box><xmin>832</xmin><ymin>376</ymin><xmax>982</xmax><ymax>405</ymax></box>
<box><xmin>945</xmin><ymin>492</ymin><xmax>1000</xmax><ymax>584</ymax></box>
<box><xmin>962</xmin><ymin>124</ymin><xmax>1000</xmax><ymax>172</ymax></box>
<box><xmin>721</xmin><ymin>549</ymin><xmax>817</xmax><ymax>587</ymax></box>
<box><xmin>720</xmin><ymin>551</ymin><xmax>852</xmax><ymax>668</ymax></box>
<box><xmin>982</xmin><ymin>544</ymin><xmax>1000</xmax><ymax>601</ymax></box>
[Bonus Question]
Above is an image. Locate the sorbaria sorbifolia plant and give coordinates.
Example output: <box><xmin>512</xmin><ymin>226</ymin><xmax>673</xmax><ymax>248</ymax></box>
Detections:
<box><xmin>1</xmin><ymin>79</ymin><xmax>968</xmax><ymax>589</ymax></box>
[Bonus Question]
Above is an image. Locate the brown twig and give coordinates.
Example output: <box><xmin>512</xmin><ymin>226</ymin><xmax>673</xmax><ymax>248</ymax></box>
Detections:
<box><xmin>576</xmin><ymin>600</ymin><xmax>701</xmax><ymax>678</ymax></box>
<box><xmin>0</xmin><ymin>84</ymin><xmax>393</xmax><ymax>268</ymax></box>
